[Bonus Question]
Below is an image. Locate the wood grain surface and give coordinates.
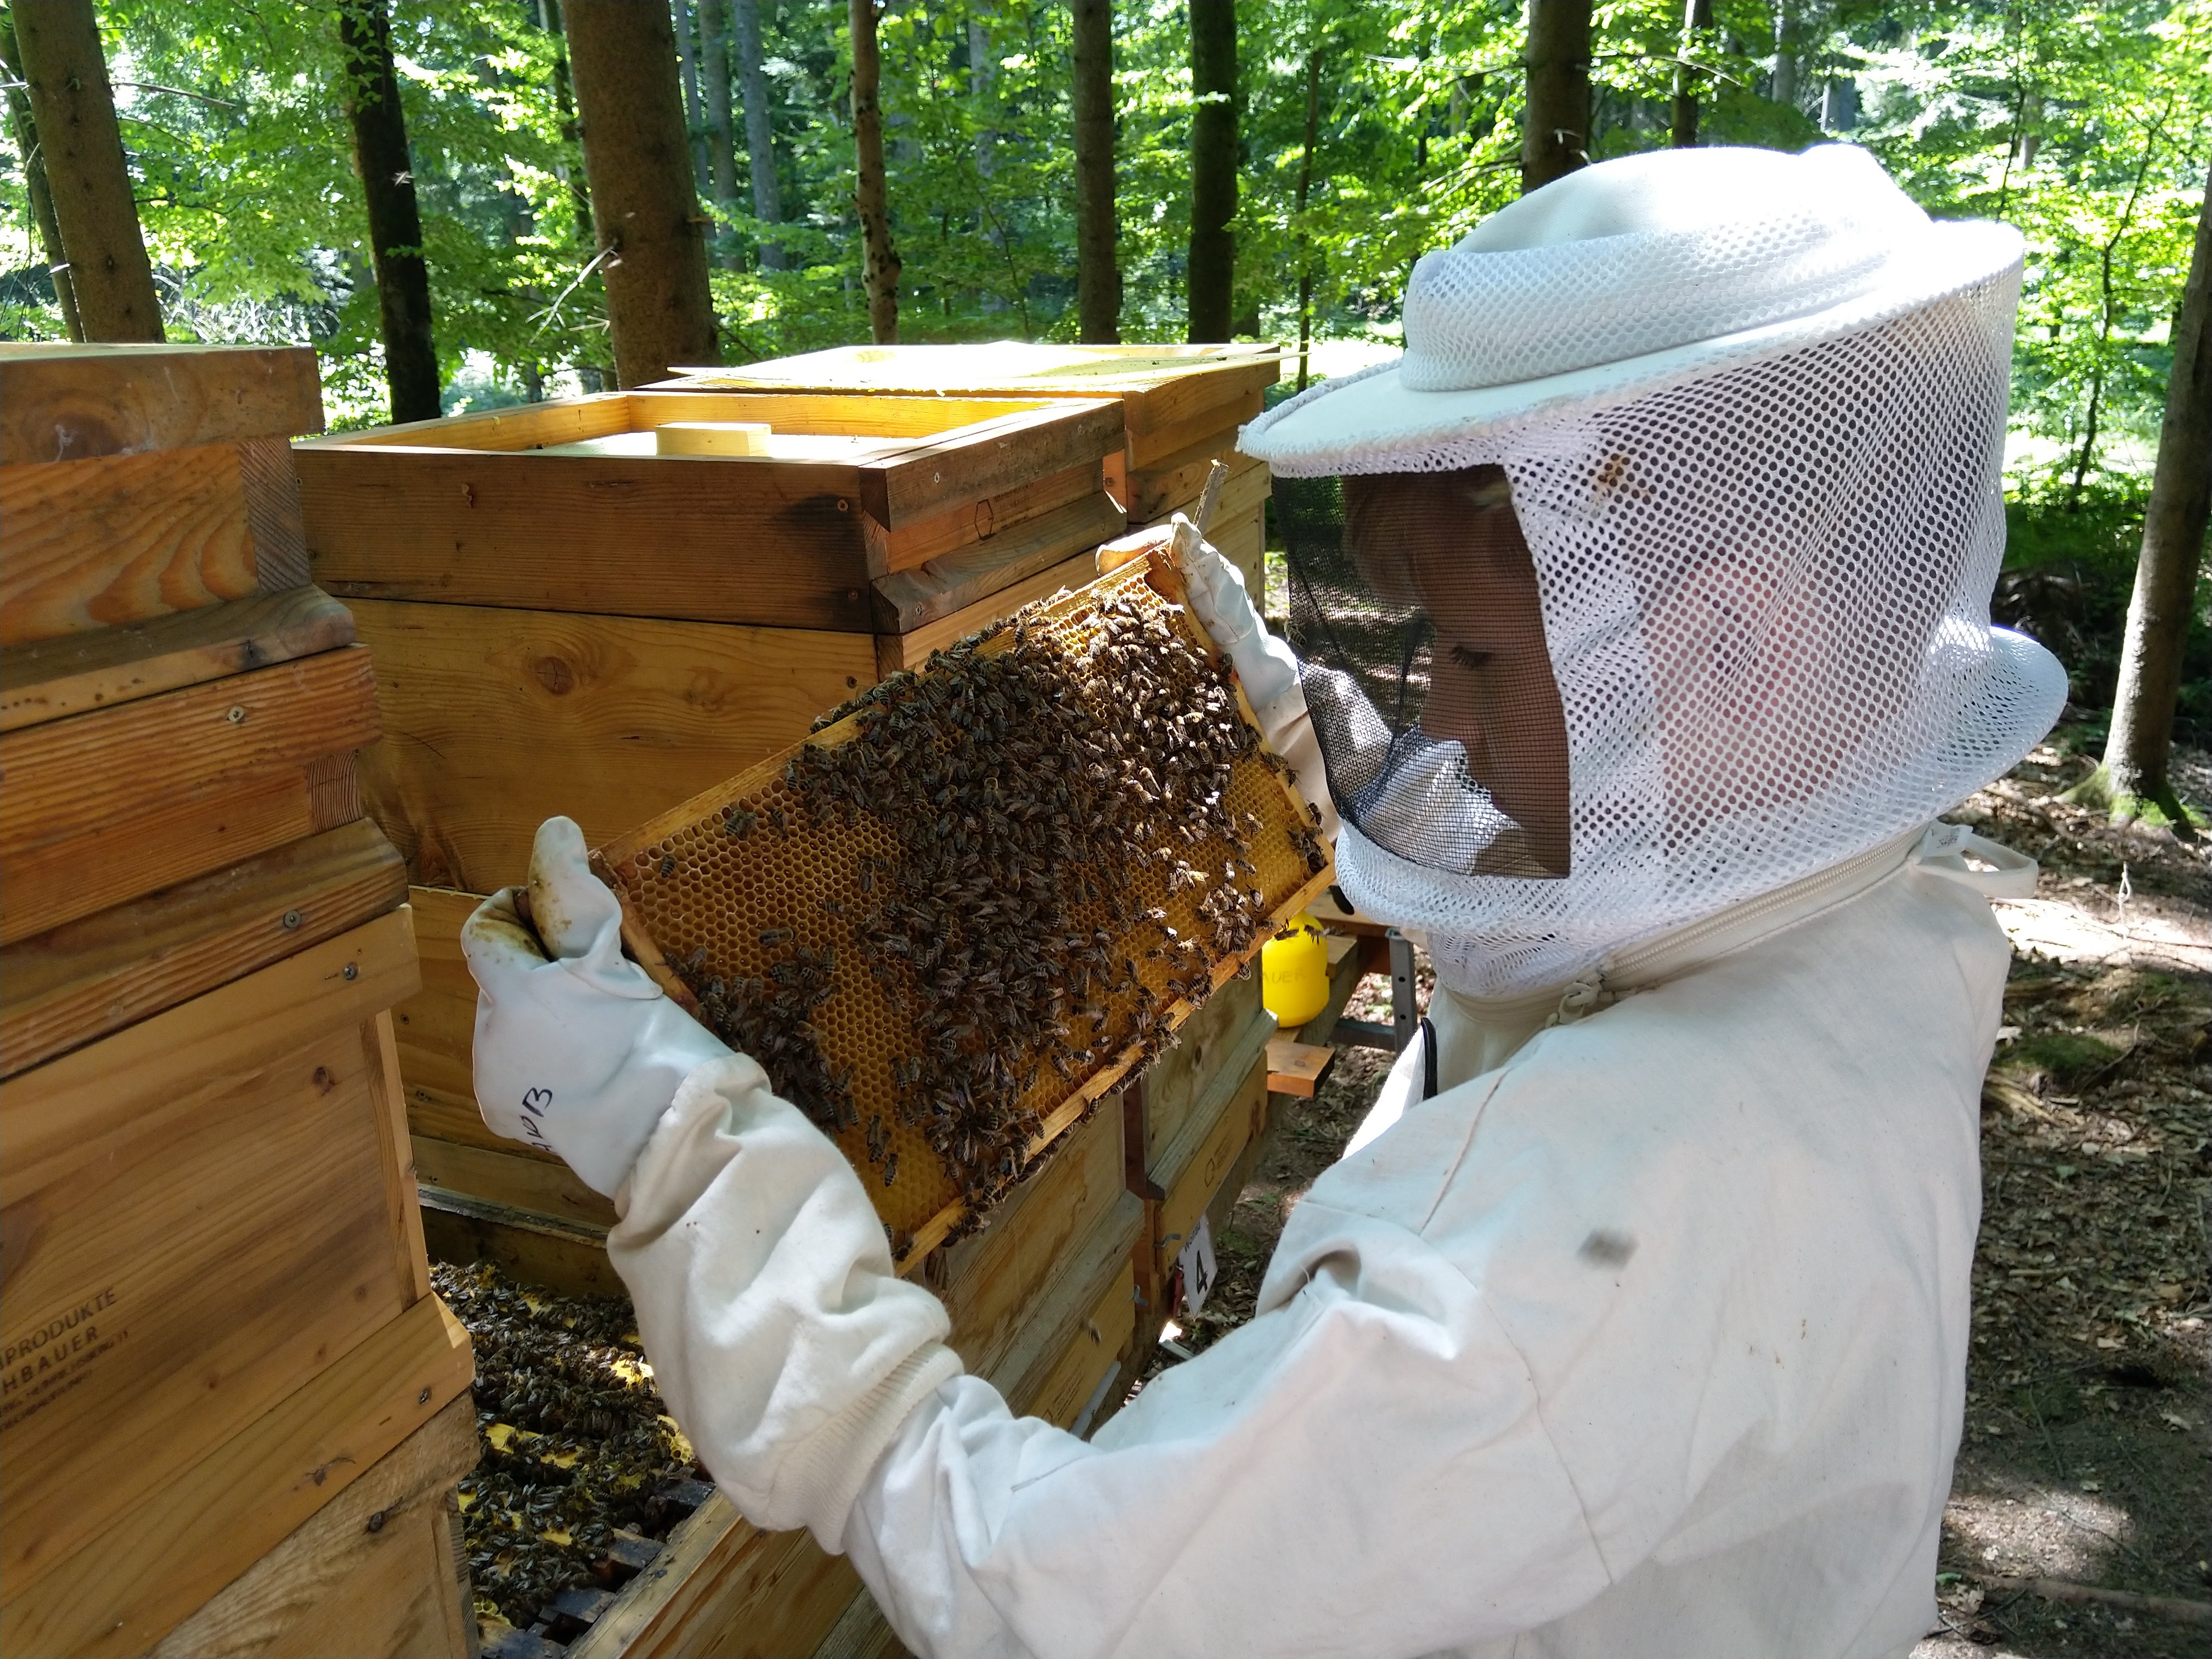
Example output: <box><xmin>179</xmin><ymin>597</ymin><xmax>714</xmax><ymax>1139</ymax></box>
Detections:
<box><xmin>0</xmin><ymin>818</ymin><xmax>406</xmax><ymax>1077</ymax></box>
<box><xmin>348</xmin><ymin>599</ymin><xmax>872</xmax><ymax>890</ymax></box>
<box><xmin>0</xmin><ymin>342</ymin><xmax>324</xmax><ymax>463</ymax></box>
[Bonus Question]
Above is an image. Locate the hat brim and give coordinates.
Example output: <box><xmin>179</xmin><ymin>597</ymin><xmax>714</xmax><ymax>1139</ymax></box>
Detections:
<box><xmin>1243</xmin><ymin>218</ymin><xmax>2024</xmax><ymax>477</ymax></box>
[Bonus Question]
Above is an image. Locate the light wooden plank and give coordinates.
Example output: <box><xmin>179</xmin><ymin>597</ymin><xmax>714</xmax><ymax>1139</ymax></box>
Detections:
<box><xmin>410</xmin><ymin>1135</ymin><xmax>619</xmax><ymax>1229</ymax></box>
<box><xmin>868</xmin><ymin>484</ymin><xmax>1120</xmax><ymax>636</ymax></box>
<box><xmin>1210</xmin><ymin>496</ymin><xmax>1267</xmax><ymax>605</ymax></box>
<box><xmin>348</xmin><ymin>599</ymin><xmax>874</xmax><ymax>891</ymax></box>
<box><xmin>1138</xmin><ymin>971</ymin><xmax>1266</xmax><ymax>1169</ymax></box>
<box><xmin>1</xmin><ymin>909</ymin><xmax>420</xmax><ymax>1200</ymax></box>
<box><xmin>2</xmin><ymin>1000</ymin><xmax>425</xmax><ymax>1595</ymax></box>
<box><xmin>0</xmin><ymin>645</ymin><xmax>382</xmax><ymax>859</ymax></box>
<box><xmin>0</xmin><ymin>818</ymin><xmax>407</xmax><ymax>1077</ymax></box>
<box><xmin>0</xmin><ymin>759</ymin><xmax>325</xmax><ymax>946</ymax></box>
<box><xmin>0</xmin><ymin>342</ymin><xmax>324</xmax><ymax>464</ymax></box>
<box><xmin>0</xmin><ymin>441</ymin><xmax>270</xmax><ymax>645</ymax></box>
<box><xmin>1265</xmin><ymin>1036</ymin><xmax>1336</xmax><ymax>1099</ymax></box>
<box><xmin>1024</xmin><ymin>1258</ymin><xmax>1138</xmax><ymax>1430</ymax></box>
<box><xmin>300</xmin><ymin>447</ymin><xmax>878</xmax><ymax>630</ymax></box>
<box><xmin>388</xmin><ymin>885</ymin><xmax>529</xmax><ymax>1153</ymax></box>
<box><xmin>0</xmin><ymin>1293</ymin><xmax>474</xmax><ymax>1659</ymax></box>
<box><xmin>1127</xmin><ymin>436</ymin><xmax>1266</xmax><ymax>524</ymax></box>
<box><xmin>1125</xmin><ymin>385</ymin><xmax>1264</xmax><ymax>470</ymax></box>
<box><xmin>874</xmin><ymin>545</ymin><xmax>1100</xmax><ymax>676</ymax></box>
<box><xmin>568</xmin><ymin>1498</ymin><xmax>861</xmax><ymax>1659</ymax></box>
<box><xmin>874</xmin><ymin>458</ymin><xmax>1097</xmax><ymax>573</ymax></box>
<box><xmin>0</xmin><ymin>584</ymin><xmax>354</xmax><ymax>732</ymax></box>
<box><xmin>857</xmin><ymin>400</ymin><xmax>1124</xmax><ymax>537</ymax></box>
<box><xmin>371</xmin><ymin>1011</ymin><xmax>437</xmax><ymax>1307</ymax></box>
<box><xmin>150</xmin><ymin>1396</ymin><xmax>477</xmax><ymax>1659</ymax></box>
<box><xmin>1154</xmin><ymin>1054</ymin><xmax>1269</xmax><ymax>1278</ymax></box>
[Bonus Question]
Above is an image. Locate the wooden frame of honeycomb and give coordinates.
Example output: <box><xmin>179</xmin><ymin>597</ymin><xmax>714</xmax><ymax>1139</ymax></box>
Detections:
<box><xmin>592</xmin><ymin>554</ymin><xmax>1333</xmax><ymax>1272</ymax></box>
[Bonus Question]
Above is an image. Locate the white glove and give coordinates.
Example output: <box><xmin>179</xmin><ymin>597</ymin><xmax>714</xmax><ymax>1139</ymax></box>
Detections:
<box><xmin>462</xmin><ymin>816</ymin><xmax>732</xmax><ymax>1197</ymax></box>
<box><xmin>1166</xmin><ymin>511</ymin><xmax>1303</xmax><ymax>715</ymax></box>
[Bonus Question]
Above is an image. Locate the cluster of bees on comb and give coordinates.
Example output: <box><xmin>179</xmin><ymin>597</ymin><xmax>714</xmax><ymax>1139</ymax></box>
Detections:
<box><xmin>436</xmin><ymin>1262</ymin><xmax>696</xmax><ymax>1630</ymax></box>
<box><xmin>664</xmin><ymin>572</ymin><xmax>1327</xmax><ymax>1221</ymax></box>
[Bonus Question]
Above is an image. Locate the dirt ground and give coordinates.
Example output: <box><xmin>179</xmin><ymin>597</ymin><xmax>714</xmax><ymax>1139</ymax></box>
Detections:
<box><xmin>1148</xmin><ymin>742</ymin><xmax>2212</xmax><ymax>1656</ymax></box>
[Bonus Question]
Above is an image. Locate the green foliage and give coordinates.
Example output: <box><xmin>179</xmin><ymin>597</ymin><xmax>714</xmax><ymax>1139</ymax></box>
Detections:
<box><xmin>0</xmin><ymin>0</ymin><xmax>2200</xmax><ymax>502</ymax></box>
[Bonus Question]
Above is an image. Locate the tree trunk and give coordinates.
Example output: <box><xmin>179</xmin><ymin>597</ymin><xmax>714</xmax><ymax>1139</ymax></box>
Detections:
<box><xmin>537</xmin><ymin>1</ymin><xmax>595</xmax><ymax>251</ymax></box>
<box><xmin>698</xmin><ymin>0</ymin><xmax>738</xmax><ymax>268</ymax></box>
<box><xmin>968</xmin><ymin>19</ymin><xmax>995</xmax><ymax>181</ymax></box>
<box><xmin>11</xmin><ymin>0</ymin><xmax>161</xmax><ymax>340</ymax></box>
<box><xmin>1771</xmin><ymin>0</ymin><xmax>1797</xmax><ymax>111</ymax></box>
<box><xmin>1070</xmin><ymin>0</ymin><xmax>1119</xmax><ymax>342</ymax></box>
<box><xmin>1522</xmin><ymin>0</ymin><xmax>1590</xmax><ymax>195</ymax></box>
<box><xmin>0</xmin><ymin>9</ymin><xmax>82</xmax><ymax>338</ymax></box>
<box><xmin>337</xmin><ymin>0</ymin><xmax>441</xmax><ymax>423</ymax></box>
<box><xmin>731</xmin><ymin>0</ymin><xmax>783</xmax><ymax>270</ymax></box>
<box><xmin>1669</xmin><ymin>0</ymin><xmax>1711</xmax><ymax>148</ymax></box>
<box><xmin>849</xmin><ymin>0</ymin><xmax>899</xmax><ymax>342</ymax></box>
<box><xmin>566</xmin><ymin>0</ymin><xmax>719</xmax><ymax>384</ymax></box>
<box><xmin>1186</xmin><ymin>0</ymin><xmax>1235</xmax><ymax>343</ymax></box>
<box><xmin>671</xmin><ymin>0</ymin><xmax>710</xmax><ymax>193</ymax></box>
<box><xmin>1295</xmin><ymin>47</ymin><xmax>1320</xmax><ymax>390</ymax></box>
<box><xmin>2097</xmin><ymin>177</ymin><xmax>2212</xmax><ymax>826</ymax></box>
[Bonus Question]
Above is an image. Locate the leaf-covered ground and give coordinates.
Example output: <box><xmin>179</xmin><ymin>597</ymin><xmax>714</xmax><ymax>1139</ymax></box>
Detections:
<box><xmin>1143</xmin><ymin>745</ymin><xmax>2211</xmax><ymax>1657</ymax></box>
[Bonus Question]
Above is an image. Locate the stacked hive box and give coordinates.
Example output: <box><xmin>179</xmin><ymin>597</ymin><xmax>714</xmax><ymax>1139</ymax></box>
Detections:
<box><xmin>654</xmin><ymin>341</ymin><xmax>1281</xmax><ymax>605</ymax></box>
<box><xmin>0</xmin><ymin>343</ymin><xmax>475</xmax><ymax>1657</ymax></box>
<box><xmin>653</xmin><ymin>345</ymin><xmax>1289</xmax><ymax>1393</ymax></box>
<box><xmin>295</xmin><ymin>384</ymin><xmax>1159</xmax><ymax>1657</ymax></box>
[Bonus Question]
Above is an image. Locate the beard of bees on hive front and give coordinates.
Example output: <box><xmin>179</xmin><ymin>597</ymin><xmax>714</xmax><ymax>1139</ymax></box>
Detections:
<box><xmin>637</xmin><ymin>568</ymin><xmax>1312</xmax><ymax>1244</ymax></box>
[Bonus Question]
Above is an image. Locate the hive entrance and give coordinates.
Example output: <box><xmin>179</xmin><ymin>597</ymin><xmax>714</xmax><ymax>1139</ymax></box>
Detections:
<box><xmin>593</xmin><ymin>562</ymin><xmax>1331</xmax><ymax>1266</ymax></box>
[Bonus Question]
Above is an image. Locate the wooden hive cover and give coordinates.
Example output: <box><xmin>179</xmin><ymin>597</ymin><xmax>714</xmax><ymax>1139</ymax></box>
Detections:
<box><xmin>591</xmin><ymin>557</ymin><xmax>1332</xmax><ymax>1267</ymax></box>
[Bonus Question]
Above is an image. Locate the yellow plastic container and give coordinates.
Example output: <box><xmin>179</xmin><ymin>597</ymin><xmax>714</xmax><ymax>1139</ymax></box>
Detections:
<box><xmin>1262</xmin><ymin>914</ymin><xmax>1330</xmax><ymax>1028</ymax></box>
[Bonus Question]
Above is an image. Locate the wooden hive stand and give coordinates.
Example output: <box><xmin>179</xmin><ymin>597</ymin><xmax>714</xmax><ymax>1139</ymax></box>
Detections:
<box><xmin>0</xmin><ymin>342</ymin><xmax>476</xmax><ymax>1658</ymax></box>
<box><xmin>650</xmin><ymin>341</ymin><xmax>1282</xmax><ymax>607</ymax></box>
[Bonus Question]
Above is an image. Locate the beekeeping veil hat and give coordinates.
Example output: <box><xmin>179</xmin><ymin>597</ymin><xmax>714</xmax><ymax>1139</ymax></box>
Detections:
<box><xmin>1241</xmin><ymin>144</ymin><xmax>2067</xmax><ymax>998</ymax></box>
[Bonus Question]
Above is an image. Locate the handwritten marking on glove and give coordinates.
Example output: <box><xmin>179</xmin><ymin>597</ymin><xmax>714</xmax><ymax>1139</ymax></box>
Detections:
<box><xmin>518</xmin><ymin>1087</ymin><xmax>555</xmax><ymax>1150</ymax></box>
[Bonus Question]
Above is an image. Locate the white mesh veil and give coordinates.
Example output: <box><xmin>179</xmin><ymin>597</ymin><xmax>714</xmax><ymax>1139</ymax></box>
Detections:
<box><xmin>1250</xmin><ymin>264</ymin><xmax>2067</xmax><ymax>998</ymax></box>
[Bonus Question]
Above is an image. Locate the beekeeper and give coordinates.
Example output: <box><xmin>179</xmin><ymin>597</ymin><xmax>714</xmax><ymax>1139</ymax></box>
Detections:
<box><xmin>464</xmin><ymin>144</ymin><xmax>2066</xmax><ymax>1659</ymax></box>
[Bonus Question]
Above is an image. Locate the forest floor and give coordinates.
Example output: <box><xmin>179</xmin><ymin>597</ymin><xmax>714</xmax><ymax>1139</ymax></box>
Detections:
<box><xmin>1148</xmin><ymin>741</ymin><xmax>2211</xmax><ymax>1658</ymax></box>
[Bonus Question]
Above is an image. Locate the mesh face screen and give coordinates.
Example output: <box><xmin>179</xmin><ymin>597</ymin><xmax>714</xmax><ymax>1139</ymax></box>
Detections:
<box><xmin>1268</xmin><ymin>271</ymin><xmax>2067</xmax><ymax>999</ymax></box>
<box><xmin>1284</xmin><ymin>466</ymin><xmax>1571</xmax><ymax>879</ymax></box>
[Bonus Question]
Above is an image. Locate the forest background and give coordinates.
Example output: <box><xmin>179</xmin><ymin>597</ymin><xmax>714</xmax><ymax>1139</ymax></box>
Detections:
<box><xmin>2</xmin><ymin>0</ymin><xmax>2208</xmax><ymax>741</ymax></box>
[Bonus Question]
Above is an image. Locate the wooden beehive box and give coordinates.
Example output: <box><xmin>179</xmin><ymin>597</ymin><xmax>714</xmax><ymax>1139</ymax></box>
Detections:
<box><xmin>652</xmin><ymin>342</ymin><xmax>1280</xmax><ymax>599</ymax></box>
<box><xmin>295</xmin><ymin>388</ymin><xmax>1131</xmax><ymax>1246</ymax></box>
<box><xmin>0</xmin><ymin>343</ymin><xmax>475</xmax><ymax>1657</ymax></box>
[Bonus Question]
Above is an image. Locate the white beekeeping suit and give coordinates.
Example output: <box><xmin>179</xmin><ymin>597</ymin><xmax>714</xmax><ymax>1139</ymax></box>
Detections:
<box><xmin>464</xmin><ymin>145</ymin><xmax>2065</xmax><ymax>1659</ymax></box>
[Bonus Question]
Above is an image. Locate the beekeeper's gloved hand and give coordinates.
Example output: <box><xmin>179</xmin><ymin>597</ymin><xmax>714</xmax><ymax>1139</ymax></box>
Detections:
<box><xmin>462</xmin><ymin>816</ymin><xmax>732</xmax><ymax>1197</ymax></box>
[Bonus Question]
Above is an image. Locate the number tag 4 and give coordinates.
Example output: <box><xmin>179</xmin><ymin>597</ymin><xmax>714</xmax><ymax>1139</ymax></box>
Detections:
<box><xmin>1177</xmin><ymin>1214</ymin><xmax>1218</xmax><ymax>1320</ymax></box>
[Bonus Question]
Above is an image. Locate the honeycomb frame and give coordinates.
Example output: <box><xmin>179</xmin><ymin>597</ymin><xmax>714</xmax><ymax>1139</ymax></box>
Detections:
<box><xmin>592</xmin><ymin>558</ymin><xmax>1334</xmax><ymax>1271</ymax></box>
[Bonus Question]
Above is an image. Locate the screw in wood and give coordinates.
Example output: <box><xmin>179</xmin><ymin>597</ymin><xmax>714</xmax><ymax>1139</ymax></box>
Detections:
<box><xmin>281</xmin><ymin>910</ymin><xmax>303</xmax><ymax>929</ymax></box>
<box><xmin>225</xmin><ymin>706</ymin><xmax>247</xmax><ymax>724</ymax></box>
<box><xmin>343</xmin><ymin>963</ymin><xmax>359</xmax><ymax>980</ymax></box>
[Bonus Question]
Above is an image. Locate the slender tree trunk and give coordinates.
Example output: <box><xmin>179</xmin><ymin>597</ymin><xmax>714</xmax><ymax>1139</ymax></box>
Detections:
<box><xmin>850</xmin><ymin>0</ymin><xmax>899</xmax><ymax>342</ymax></box>
<box><xmin>1771</xmin><ymin>0</ymin><xmax>1797</xmax><ymax>110</ymax></box>
<box><xmin>968</xmin><ymin>18</ymin><xmax>995</xmax><ymax>181</ymax></box>
<box><xmin>0</xmin><ymin>10</ymin><xmax>82</xmax><ymax>338</ymax></box>
<box><xmin>671</xmin><ymin>0</ymin><xmax>710</xmax><ymax>193</ymax></box>
<box><xmin>1295</xmin><ymin>46</ymin><xmax>1320</xmax><ymax>391</ymax></box>
<box><xmin>1186</xmin><ymin>0</ymin><xmax>1236</xmax><ymax>343</ymax></box>
<box><xmin>2069</xmin><ymin>113</ymin><xmax>2165</xmax><ymax>508</ymax></box>
<box><xmin>566</xmin><ymin>0</ymin><xmax>719</xmax><ymax>383</ymax></box>
<box><xmin>1669</xmin><ymin>0</ymin><xmax>1711</xmax><ymax>148</ymax></box>
<box><xmin>11</xmin><ymin>0</ymin><xmax>161</xmax><ymax>340</ymax></box>
<box><xmin>698</xmin><ymin>0</ymin><xmax>738</xmax><ymax>268</ymax></box>
<box><xmin>337</xmin><ymin>0</ymin><xmax>440</xmax><ymax>423</ymax></box>
<box><xmin>731</xmin><ymin>0</ymin><xmax>783</xmax><ymax>270</ymax></box>
<box><xmin>1522</xmin><ymin>0</ymin><xmax>1590</xmax><ymax>194</ymax></box>
<box><xmin>538</xmin><ymin>0</ymin><xmax>595</xmax><ymax>250</ymax></box>
<box><xmin>2096</xmin><ymin>178</ymin><xmax>2212</xmax><ymax>825</ymax></box>
<box><xmin>1071</xmin><ymin>0</ymin><xmax>1119</xmax><ymax>342</ymax></box>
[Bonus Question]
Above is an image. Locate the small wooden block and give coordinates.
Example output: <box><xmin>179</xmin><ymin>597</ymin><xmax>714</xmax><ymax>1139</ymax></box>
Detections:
<box><xmin>654</xmin><ymin>421</ymin><xmax>769</xmax><ymax>456</ymax></box>
<box><xmin>1266</xmin><ymin>1036</ymin><xmax>1337</xmax><ymax>1098</ymax></box>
